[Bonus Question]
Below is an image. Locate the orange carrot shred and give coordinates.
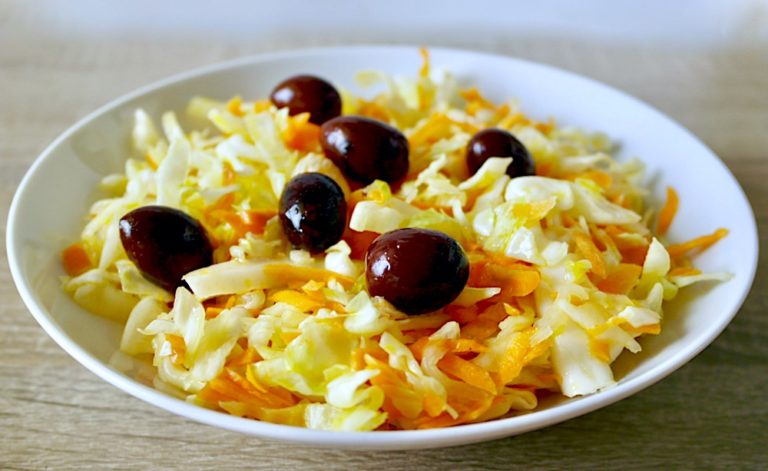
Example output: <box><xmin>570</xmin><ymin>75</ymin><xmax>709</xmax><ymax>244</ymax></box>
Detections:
<box><xmin>226</xmin><ymin>96</ymin><xmax>244</xmax><ymax>117</ymax></box>
<box><xmin>668</xmin><ymin>267</ymin><xmax>702</xmax><ymax>277</ymax></box>
<box><xmin>657</xmin><ymin>187</ymin><xmax>679</xmax><ymax>235</ymax></box>
<box><xmin>453</xmin><ymin>338</ymin><xmax>487</xmax><ymax>354</ymax></box>
<box><xmin>573</xmin><ymin>231</ymin><xmax>607</xmax><ymax>278</ymax></box>
<box><xmin>284</xmin><ymin>113</ymin><xmax>321</xmax><ymax>152</ymax></box>
<box><xmin>408</xmin><ymin>337</ymin><xmax>430</xmax><ymax>362</ymax></box>
<box><xmin>419</xmin><ymin>47</ymin><xmax>430</xmax><ymax>78</ymax></box>
<box><xmin>462</xmin><ymin>303</ymin><xmax>509</xmax><ymax>340</ymax></box>
<box><xmin>469</xmin><ymin>259</ymin><xmax>540</xmax><ymax>299</ymax></box>
<box><xmin>667</xmin><ymin>228</ymin><xmax>729</xmax><ymax>259</ymax></box>
<box><xmin>358</xmin><ymin>101</ymin><xmax>390</xmax><ymax>122</ymax></box>
<box><xmin>595</xmin><ymin>263</ymin><xmax>643</xmax><ymax>295</ymax></box>
<box><xmin>222</xmin><ymin>161</ymin><xmax>237</xmax><ymax>185</ymax></box>
<box><xmin>226</xmin><ymin>347</ymin><xmax>260</xmax><ymax>367</ymax></box>
<box><xmin>145</xmin><ymin>152</ymin><xmax>158</xmax><ymax>170</ymax></box>
<box><xmin>438</xmin><ymin>353</ymin><xmax>496</xmax><ymax>394</ymax></box>
<box><xmin>444</xmin><ymin>305</ymin><xmax>480</xmax><ymax>325</ymax></box>
<box><xmin>496</xmin><ymin>328</ymin><xmax>535</xmax><ymax>385</ymax></box>
<box><xmin>589</xmin><ymin>339</ymin><xmax>611</xmax><ymax>363</ymax></box>
<box><xmin>253</xmin><ymin>99</ymin><xmax>271</xmax><ymax>113</ymax></box>
<box><xmin>165</xmin><ymin>334</ymin><xmax>186</xmax><ymax>366</ymax></box>
<box><xmin>581</xmin><ymin>170</ymin><xmax>613</xmax><ymax>190</ymax></box>
<box><xmin>61</xmin><ymin>243</ymin><xmax>93</xmax><ymax>276</ymax></box>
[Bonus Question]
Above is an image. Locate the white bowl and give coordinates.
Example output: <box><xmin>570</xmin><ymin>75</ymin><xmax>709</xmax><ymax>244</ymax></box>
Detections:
<box><xmin>6</xmin><ymin>46</ymin><xmax>758</xmax><ymax>450</ymax></box>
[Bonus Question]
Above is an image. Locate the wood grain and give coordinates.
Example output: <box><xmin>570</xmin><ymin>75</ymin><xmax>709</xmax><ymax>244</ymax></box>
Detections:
<box><xmin>1</xmin><ymin>6</ymin><xmax>766</xmax><ymax>470</ymax></box>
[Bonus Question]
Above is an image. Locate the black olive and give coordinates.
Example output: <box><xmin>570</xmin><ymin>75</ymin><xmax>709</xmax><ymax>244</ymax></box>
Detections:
<box><xmin>365</xmin><ymin>228</ymin><xmax>469</xmax><ymax>315</ymax></box>
<box><xmin>279</xmin><ymin>172</ymin><xmax>348</xmax><ymax>253</ymax></box>
<box><xmin>119</xmin><ymin>206</ymin><xmax>213</xmax><ymax>291</ymax></box>
<box><xmin>466</xmin><ymin>128</ymin><xmax>535</xmax><ymax>178</ymax></box>
<box><xmin>270</xmin><ymin>75</ymin><xmax>342</xmax><ymax>125</ymax></box>
<box><xmin>320</xmin><ymin>115</ymin><xmax>409</xmax><ymax>184</ymax></box>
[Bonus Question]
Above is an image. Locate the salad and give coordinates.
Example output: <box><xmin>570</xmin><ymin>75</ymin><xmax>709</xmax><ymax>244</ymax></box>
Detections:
<box><xmin>61</xmin><ymin>50</ymin><xmax>729</xmax><ymax>431</ymax></box>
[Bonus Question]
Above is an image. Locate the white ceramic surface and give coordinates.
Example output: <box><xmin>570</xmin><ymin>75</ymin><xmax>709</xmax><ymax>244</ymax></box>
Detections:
<box><xmin>6</xmin><ymin>46</ymin><xmax>758</xmax><ymax>450</ymax></box>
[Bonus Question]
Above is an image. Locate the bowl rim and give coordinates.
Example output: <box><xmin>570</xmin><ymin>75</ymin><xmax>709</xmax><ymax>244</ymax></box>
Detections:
<box><xmin>6</xmin><ymin>44</ymin><xmax>759</xmax><ymax>450</ymax></box>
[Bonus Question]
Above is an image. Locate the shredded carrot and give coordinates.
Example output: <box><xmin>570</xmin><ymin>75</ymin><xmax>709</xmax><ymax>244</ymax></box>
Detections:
<box><xmin>533</xmin><ymin>118</ymin><xmax>556</xmax><ymax>135</ymax></box>
<box><xmin>668</xmin><ymin>267</ymin><xmax>702</xmax><ymax>277</ymax></box>
<box><xmin>408</xmin><ymin>337</ymin><xmax>430</xmax><ymax>362</ymax></box>
<box><xmin>462</xmin><ymin>303</ymin><xmax>510</xmax><ymax>340</ymax></box>
<box><xmin>365</xmin><ymin>354</ymin><xmax>423</xmax><ymax>420</ymax></box>
<box><xmin>204</xmin><ymin>198</ymin><xmax>276</xmax><ymax>241</ymax></box>
<box><xmin>283</xmin><ymin>112</ymin><xmax>321</xmax><ymax>152</ymax></box>
<box><xmin>226</xmin><ymin>347</ymin><xmax>260</xmax><ymax>367</ymax></box>
<box><xmin>350</xmin><ymin>348</ymin><xmax>366</xmax><ymax>370</ymax></box>
<box><xmin>442</xmin><ymin>383</ymin><xmax>495</xmax><ymax>425</ymax></box>
<box><xmin>203</xmin><ymin>368</ymin><xmax>295</xmax><ymax>409</ymax></box>
<box><xmin>414</xmin><ymin>391</ymin><xmax>442</xmax><ymax>419</ymax></box>
<box><xmin>444</xmin><ymin>304</ymin><xmax>480</xmax><ymax>325</ymax></box>
<box><xmin>263</xmin><ymin>264</ymin><xmax>355</xmax><ymax>287</ymax></box>
<box><xmin>573</xmin><ymin>231</ymin><xmax>607</xmax><ymax>278</ymax></box>
<box><xmin>165</xmin><ymin>334</ymin><xmax>186</xmax><ymax>366</ymax></box>
<box><xmin>410</xmin><ymin>337</ymin><xmax>486</xmax><ymax>363</ymax></box>
<box><xmin>580</xmin><ymin>170</ymin><xmax>613</xmax><ymax>190</ymax></box>
<box><xmin>205</xmin><ymin>306</ymin><xmax>223</xmax><ymax>319</ymax></box>
<box><xmin>657</xmin><ymin>187</ymin><xmax>679</xmax><ymax>235</ymax></box>
<box><xmin>145</xmin><ymin>152</ymin><xmax>158</xmax><ymax>170</ymax></box>
<box><xmin>667</xmin><ymin>228</ymin><xmax>729</xmax><ymax>259</ymax></box>
<box><xmin>371</xmin><ymin>378</ymin><xmax>418</xmax><ymax>420</ymax></box>
<box><xmin>460</xmin><ymin>88</ymin><xmax>496</xmax><ymax>112</ymax></box>
<box><xmin>408</xmin><ymin>113</ymin><xmax>454</xmax><ymax>148</ymax></box>
<box><xmin>624</xmin><ymin>323</ymin><xmax>662</xmax><ymax>336</ymax></box>
<box><xmin>270</xmin><ymin>290</ymin><xmax>324</xmax><ymax>312</ymax></box>
<box><xmin>397</xmin><ymin>314</ymin><xmax>450</xmax><ymax>332</ymax></box>
<box><xmin>61</xmin><ymin>243</ymin><xmax>93</xmax><ymax>276</ymax></box>
<box><xmin>418</xmin><ymin>47</ymin><xmax>430</xmax><ymax>78</ymax></box>
<box><xmin>357</xmin><ymin>100</ymin><xmax>390</xmax><ymax>122</ymax></box>
<box><xmin>196</xmin><ymin>384</ymin><xmax>230</xmax><ymax>406</ymax></box>
<box><xmin>595</xmin><ymin>263</ymin><xmax>643</xmax><ymax>295</ymax></box>
<box><xmin>222</xmin><ymin>161</ymin><xmax>237</xmax><ymax>185</ymax></box>
<box><xmin>206</xmin><ymin>192</ymin><xmax>236</xmax><ymax>213</ymax></box>
<box><xmin>439</xmin><ymin>353</ymin><xmax>496</xmax><ymax>394</ymax></box>
<box><xmin>226</xmin><ymin>96</ymin><xmax>244</xmax><ymax>117</ymax></box>
<box><xmin>589</xmin><ymin>339</ymin><xmax>611</xmax><ymax>363</ymax></box>
<box><xmin>496</xmin><ymin>111</ymin><xmax>529</xmax><ymax>130</ymax></box>
<box><xmin>253</xmin><ymin>99</ymin><xmax>272</xmax><ymax>113</ymax></box>
<box><xmin>469</xmin><ymin>259</ymin><xmax>540</xmax><ymax>298</ymax></box>
<box><xmin>362</xmin><ymin>345</ymin><xmax>393</xmax><ymax>365</ymax></box>
<box><xmin>495</xmin><ymin>328</ymin><xmax>535</xmax><ymax>385</ymax></box>
<box><xmin>453</xmin><ymin>338</ymin><xmax>487</xmax><ymax>355</ymax></box>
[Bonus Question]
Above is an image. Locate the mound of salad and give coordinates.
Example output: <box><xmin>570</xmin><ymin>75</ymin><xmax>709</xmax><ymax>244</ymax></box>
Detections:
<box><xmin>61</xmin><ymin>50</ymin><xmax>730</xmax><ymax>431</ymax></box>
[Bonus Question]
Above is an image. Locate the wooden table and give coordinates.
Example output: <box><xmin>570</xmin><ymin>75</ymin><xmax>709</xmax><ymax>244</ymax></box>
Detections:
<box><xmin>1</xmin><ymin>6</ymin><xmax>766</xmax><ymax>470</ymax></box>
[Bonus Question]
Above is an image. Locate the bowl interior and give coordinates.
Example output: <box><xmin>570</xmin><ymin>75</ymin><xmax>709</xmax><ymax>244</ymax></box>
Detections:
<box><xmin>7</xmin><ymin>46</ymin><xmax>758</xmax><ymax>449</ymax></box>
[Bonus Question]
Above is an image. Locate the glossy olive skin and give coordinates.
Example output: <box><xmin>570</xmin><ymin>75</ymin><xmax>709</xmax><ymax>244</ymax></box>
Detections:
<box><xmin>320</xmin><ymin>116</ymin><xmax>409</xmax><ymax>184</ymax></box>
<box><xmin>366</xmin><ymin>228</ymin><xmax>469</xmax><ymax>315</ymax></box>
<box><xmin>466</xmin><ymin>128</ymin><xmax>535</xmax><ymax>178</ymax></box>
<box><xmin>270</xmin><ymin>75</ymin><xmax>342</xmax><ymax>125</ymax></box>
<box><xmin>279</xmin><ymin>172</ymin><xmax>348</xmax><ymax>254</ymax></box>
<box><xmin>119</xmin><ymin>206</ymin><xmax>213</xmax><ymax>291</ymax></box>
